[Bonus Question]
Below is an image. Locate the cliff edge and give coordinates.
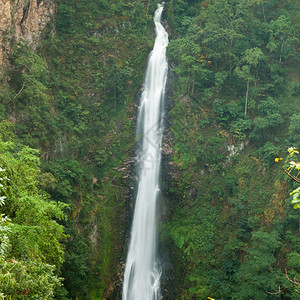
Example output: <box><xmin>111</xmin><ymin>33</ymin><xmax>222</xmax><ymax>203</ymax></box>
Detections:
<box><xmin>0</xmin><ymin>0</ymin><xmax>54</xmax><ymax>72</ymax></box>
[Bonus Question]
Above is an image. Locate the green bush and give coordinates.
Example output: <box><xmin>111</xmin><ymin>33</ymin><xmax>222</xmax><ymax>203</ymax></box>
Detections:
<box><xmin>257</xmin><ymin>141</ymin><xmax>278</xmax><ymax>166</ymax></box>
<box><xmin>250</xmin><ymin>97</ymin><xmax>284</xmax><ymax>145</ymax></box>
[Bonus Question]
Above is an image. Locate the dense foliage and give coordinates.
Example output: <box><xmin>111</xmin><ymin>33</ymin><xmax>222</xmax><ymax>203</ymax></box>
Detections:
<box><xmin>1</xmin><ymin>0</ymin><xmax>163</xmax><ymax>298</ymax></box>
<box><xmin>0</xmin><ymin>121</ymin><xmax>67</xmax><ymax>298</ymax></box>
<box><xmin>163</xmin><ymin>0</ymin><xmax>300</xmax><ymax>299</ymax></box>
<box><xmin>0</xmin><ymin>0</ymin><xmax>299</xmax><ymax>299</ymax></box>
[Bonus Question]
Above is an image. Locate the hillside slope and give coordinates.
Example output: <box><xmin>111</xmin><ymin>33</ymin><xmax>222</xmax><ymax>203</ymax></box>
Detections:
<box><xmin>0</xmin><ymin>0</ymin><xmax>300</xmax><ymax>299</ymax></box>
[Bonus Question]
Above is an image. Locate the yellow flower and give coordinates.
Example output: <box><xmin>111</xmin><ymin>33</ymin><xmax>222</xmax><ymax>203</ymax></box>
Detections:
<box><xmin>275</xmin><ymin>157</ymin><xmax>283</xmax><ymax>162</ymax></box>
<box><xmin>288</xmin><ymin>161</ymin><xmax>300</xmax><ymax>170</ymax></box>
<box><xmin>287</xmin><ymin>147</ymin><xmax>299</xmax><ymax>156</ymax></box>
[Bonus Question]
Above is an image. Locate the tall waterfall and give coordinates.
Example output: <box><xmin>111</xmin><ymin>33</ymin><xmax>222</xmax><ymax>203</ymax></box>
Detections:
<box><xmin>122</xmin><ymin>3</ymin><xmax>168</xmax><ymax>300</ymax></box>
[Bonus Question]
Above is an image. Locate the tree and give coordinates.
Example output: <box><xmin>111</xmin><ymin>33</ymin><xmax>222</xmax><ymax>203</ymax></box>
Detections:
<box><xmin>276</xmin><ymin>147</ymin><xmax>300</xmax><ymax>208</ymax></box>
<box><xmin>267</xmin><ymin>15</ymin><xmax>299</xmax><ymax>64</ymax></box>
<box><xmin>0</xmin><ymin>124</ymin><xmax>68</xmax><ymax>298</ymax></box>
<box><xmin>233</xmin><ymin>229</ymin><xmax>282</xmax><ymax>300</ymax></box>
<box><xmin>267</xmin><ymin>268</ymin><xmax>300</xmax><ymax>296</ymax></box>
<box><xmin>235</xmin><ymin>47</ymin><xmax>266</xmax><ymax>115</ymax></box>
<box><xmin>250</xmin><ymin>97</ymin><xmax>284</xmax><ymax>145</ymax></box>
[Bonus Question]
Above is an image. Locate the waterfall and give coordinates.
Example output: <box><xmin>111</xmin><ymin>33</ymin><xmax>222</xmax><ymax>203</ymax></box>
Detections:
<box><xmin>122</xmin><ymin>3</ymin><xmax>168</xmax><ymax>300</ymax></box>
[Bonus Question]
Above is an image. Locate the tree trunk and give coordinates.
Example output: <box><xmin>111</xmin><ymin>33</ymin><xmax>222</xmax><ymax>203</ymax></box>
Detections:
<box><xmin>245</xmin><ymin>80</ymin><xmax>249</xmax><ymax>115</ymax></box>
<box><xmin>279</xmin><ymin>39</ymin><xmax>284</xmax><ymax>64</ymax></box>
<box><xmin>262</xmin><ymin>1</ymin><xmax>266</xmax><ymax>22</ymax></box>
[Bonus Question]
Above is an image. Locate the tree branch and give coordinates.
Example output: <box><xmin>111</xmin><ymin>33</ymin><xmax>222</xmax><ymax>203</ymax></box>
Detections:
<box><xmin>277</xmin><ymin>154</ymin><xmax>300</xmax><ymax>184</ymax></box>
<box><xmin>266</xmin><ymin>269</ymin><xmax>300</xmax><ymax>295</ymax></box>
<box><xmin>285</xmin><ymin>268</ymin><xmax>300</xmax><ymax>286</ymax></box>
<box><xmin>13</xmin><ymin>82</ymin><xmax>25</xmax><ymax>100</ymax></box>
<box><xmin>282</xmin><ymin>167</ymin><xmax>300</xmax><ymax>184</ymax></box>
<box><xmin>266</xmin><ymin>285</ymin><xmax>295</xmax><ymax>295</ymax></box>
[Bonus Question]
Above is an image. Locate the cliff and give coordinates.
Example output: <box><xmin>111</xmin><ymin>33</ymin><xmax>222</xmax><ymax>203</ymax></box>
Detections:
<box><xmin>0</xmin><ymin>0</ymin><xmax>54</xmax><ymax>72</ymax></box>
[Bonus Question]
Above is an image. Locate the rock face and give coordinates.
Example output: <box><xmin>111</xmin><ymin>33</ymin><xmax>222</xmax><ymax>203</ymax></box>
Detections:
<box><xmin>0</xmin><ymin>0</ymin><xmax>54</xmax><ymax>72</ymax></box>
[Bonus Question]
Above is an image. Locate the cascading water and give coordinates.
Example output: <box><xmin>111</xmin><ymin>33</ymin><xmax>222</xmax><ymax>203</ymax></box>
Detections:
<box><xmin>122</xmin><ymin>3</ymin><xmax>168</xmax><ymax>300</ymax></box>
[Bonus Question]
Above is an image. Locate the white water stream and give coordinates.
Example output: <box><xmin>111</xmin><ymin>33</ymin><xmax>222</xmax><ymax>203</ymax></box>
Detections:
<box><xmin>122</xmin><ymin>3</ymin><xmax>168</xmax><ymax>300</ymax></box>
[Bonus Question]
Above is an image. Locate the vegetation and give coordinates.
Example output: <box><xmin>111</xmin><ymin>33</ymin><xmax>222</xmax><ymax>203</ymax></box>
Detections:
<box><xmin>0</xmin><ymin>121</ymin><xmax>67</xmax><ymax>298</ymax></box>
<box><xmin>276</xmin><ymin>147</ymin><xmax>300</xmax><ymax>208</ymax></box>
<box><xmin>163</xmin><ymin>0</ymin><xmax>300</xmax><ymax>299</ymax></box>
<box><xmin>0</xmin><ymin>0</ymin><xmax>299</xmax><ymax>299</ymax></box>
<box><xmin>1</xmin><ymin>0</ymin><xmax>164</xmax><ymax>298</ymax></box>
